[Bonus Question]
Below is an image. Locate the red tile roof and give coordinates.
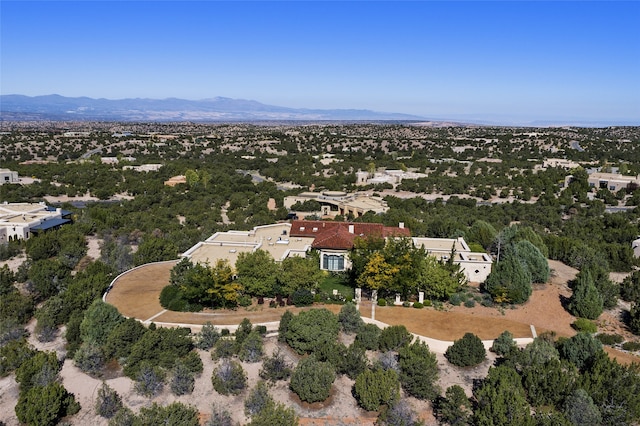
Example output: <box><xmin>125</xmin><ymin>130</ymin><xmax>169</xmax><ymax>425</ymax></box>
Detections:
<box><xmin>289</xmin><ymin>220</ymin><xmax>410</xmax><ymax>250</ymax></box>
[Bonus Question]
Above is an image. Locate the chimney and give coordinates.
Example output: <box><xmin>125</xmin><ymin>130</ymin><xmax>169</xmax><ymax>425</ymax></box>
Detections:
<box><xmin>399</xmin><ymin>222</ymin><xmax>405</xmax><ymax>229</ymax></box>
<box><xmin>348</xmin><ymin>224</ymin><xmax>355</xmax><ymax>234</ymax></box>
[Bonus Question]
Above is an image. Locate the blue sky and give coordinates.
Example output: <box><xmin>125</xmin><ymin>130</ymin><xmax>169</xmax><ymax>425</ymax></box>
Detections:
<box><xmin>2</xmin><ymin>1</ymin><xmax>639</xmax><ymax>124</ymax></box>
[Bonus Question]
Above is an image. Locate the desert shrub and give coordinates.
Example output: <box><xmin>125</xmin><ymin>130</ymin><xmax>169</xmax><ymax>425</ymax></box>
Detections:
<box><xmin>235</xmin><ymin>318</ymin><xmax>253</xmax><ymax>345</ymax></box>
<box><xmin>103</xmin><ymin>317</ymin><xmax>148</xmax><ymax>360</ymax></box>
<box><xmin>206</xmin><ymin>403</ymin><xmax>235</xmax><ymax>426</ymax></box>
<box><xmin>449</xmin><ymin>292</ymin><xmax>464</xmax><ymax>306</ymax></box>
<box><xmin>247</xmin><ymin>401</ymin><xmax>298</xmax><ymax>426</ymax></box>
<box><xmin>238</xmin><ymin>295</ymin><xmax>252</xmax><ymax>307</ymax></box>
<box><xmin>269</xmin><ymin>300</ymin><xmax>277</xmax><ymax>308</ymax></box>
<box><xmin>354</xmin><ymin>368</ymin><xmax>400</xmax><ymax>411</ymax></box>
<box><xmin>73</xmin><ymin>342</ymin><xmax>105</xmax><ymax>376</ymax></box>
<box><xmin>221</xmin><ymin>328</ymin><xmax>230</xmax><ymax>336</ymax></box>
<box><xmin>195</xmin><ymin>322</ymin><xmax>221</xmax><ymax>350</ymax></box>
<box><xmin>277</xmin><ymin>310</ymin><xmax>293</xmax><ymax>342</ymax></box>
<box><xmin>80</xmin><ymin>299</ymin><xmax>124</xmax><ymax>345</ymax></box>
<box><xmin>413</xmin><ymin>302</ymin><xmax>423</xmax><ymax>309</ymax></box>
<box><xmin>433</xmin><ymin>385</ymin><xmax>472</xmax><ymax>426</ymax></box>
<box><xmin>572</xmin><ymin>318</ymin><xmax>598</xmax><ymax>333</ymax></box>
<box><xmin>108</xmin><ymin>407</ymin><xmax>136</xmax><ymax>426</ymax></box>
<box><xmin>291</xmin><ymin>288</ymin><xmax>314</xmax><ymax>307</ymax></box>
<box><xmin>491</xmin><ymin>330</ymin><xmax>517</xmax><ymax>356</ymax></box>
<box><xmin>212</xmin><ymin>338</ymin><xmax>237</xmax><ymax>359</ymax></box>
<box><xmin>338</xmin><ymin>302</ymin><xmax>364</xmax><ymax>334</ymax></box>
<box><xmin>290</xmin><ymin>355</ymin><xmax>335</xmax><ymax>403</ymax></box>
<box><xmin>15</xmin><ymin>350</ymin><xmax>60</xmax><ymax>392</ymax></box>
<box><xmin>445</xmin><ymin>332</ymin><xmax>487</xmax><ymax>367</ymax></box>
<box><xmin>402</xmin><ymin>301</ymin><xmax>411</xmax><ymax>307</ymax></box>
<box><xmin>134</xmin><ymin>362</ymin><xmax>165</xmax><ymax>397</ymax></box>
<box><xmin>136</xmin><ymin>402</ymin><xmax>199</xmax><ymax>426</ymax></box>
<box><xmin>596</xmin><ymin>333</ymin><xmax>624</xmax><ymax>346</ymax></box>
<box><xmin>630</xmin><ymin>302</ymin><xmax>640</xmax><ymax>335</ymax></box>
<box><xmin>398</xmin><ymin>341</ymin><xmax>440</xmax><ymax>400</ymax></box>
<box><xmin>244</xmin><ymin>381</ymin><xmax>273</xmax><ymax>417</ymax></box>
<box><xmin>622</xmin><ymin>341</ymin><xmax>640</xmax><ymax>351</ymax></box>
<box><xmin>563</xmin><ymin>388</ymin><xmax>602</xmax><ymax>426</ymax></box>
<box><xmin>621</xmin><ymin>270</ymin><xmax>640</xmax><ymax>303</ymax></box>
<box><xmin>170</xmin><ymin>360</ymin><xmax>195</xmax><ymax>396</ymax></box>
<box><xmin>377</xmin><ymin>298</ymin><xmax>387</xmax><ymax>306</ymax></box>
<box><xmin>377</xmin><ymin>399</ymin><xmax>423</xmax><ymax>426</ymax></box>
<box><xmin>259</xmin><ymin>349</ymin><xmax>292</xmax><ymax>382</ymax></box>
<box><xmin>181</xmin><ymin>351</ymin><xmax>203</xmax><ymax>374</ymax></box>
<box><xmin>464</xmin><ymin>299</ymin><xmax>476</xmax><ymax>308</ymax></box>
<box><xmin>95</xmin><ymin>382</ymin><xmax>123</xmax><ymax>419</ymax></box>
<box><xmin>15</xmin><ymin>382</ymin><xmax>80</xmax><ymax>426</ymax></box>
<box><xmin>376</xmin><ymin>351</ymin><xmax>399</xmax><ymax>372</ymax></box>
<box><xmin>285</xmin><ymin>308</ymin><xmax>339</xmax><ymax>355</ymax></box>
<box><xmin>340</xmin><ymin>343</ymin><xmax>369</xmax><ymax>379</ymax></box>
<box><xmin>212</xmin><ymin>359</ymin><xmax>246</xmax><ymax>395</ymax></box>
<box><xmin>355</xmin><ymin>323</ymin><xmax>382</xmax><ymax>351</ymax></box>
<box><xmin>255</xmin><ymin>325</ymin><xmax>267</xmax><ymax>335</ymax></box>
<box><xmin>379</xmin><ymin>325</ymin><xmax>413</xmax><ymax>351</ymax></box>
<box><xmin>238</xmin><ymin>330</ymin><xmax>263</xmax><ymax>363</ymax></box>
<box><xmin>0</xmin><ymin>338</ymin><xmax>35</xmax><ymax>377</ymax></box>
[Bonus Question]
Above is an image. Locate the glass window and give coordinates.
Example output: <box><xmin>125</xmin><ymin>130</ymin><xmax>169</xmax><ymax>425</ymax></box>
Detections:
<box><xmin>323</xmin><ymin>254</ymin><xmax>345</xmax><ymax>271</ymax></box>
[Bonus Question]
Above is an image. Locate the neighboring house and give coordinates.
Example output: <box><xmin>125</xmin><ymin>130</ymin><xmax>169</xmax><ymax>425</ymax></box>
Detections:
<box><xmin>0</xmin><ymin>202</ymin><xmax>72</xmax><ymax>243</ymax></box>
<box><xmin>183</xmin><ymin>219</ymin><xmax>492</xmax><ymax>283</ymax></box>
<box><xmin>587</xmin><ymin>172</ymin><xmax>640</xmax><ymax>192</ymax></box>
<box><xmin>164</xmin><ymin>175</ymin><xmax>187</xmax><ymax>187</ymax></box>
<box><xmin>0</xmin><ymin>169</ymin><xmax>19</xmax><ymax>185</ymax></box>
<box><xmin>284</xmin><ymin>191</ymin><xmax>389</xmax><ymax>218</ymax></box>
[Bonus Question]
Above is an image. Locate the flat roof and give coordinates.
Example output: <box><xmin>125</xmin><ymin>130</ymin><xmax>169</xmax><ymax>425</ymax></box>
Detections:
<box><xmin>413</xmin><ymin>237</ymin><xmax>467</xmax><ymax>252</ymax></box>
<box><xmin>186</xmin><ymin>223</ymin><xmax>314</xmax><ymax>265</ymax></box>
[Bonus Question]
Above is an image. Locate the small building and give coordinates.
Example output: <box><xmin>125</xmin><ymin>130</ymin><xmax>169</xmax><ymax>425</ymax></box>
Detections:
<box><xmin>0</xmin><ymin>169</ymin><xmax>19</xmax><ymax>185</ymax></box>
<box><xmin>284</xmin><ymin>191</ymin><xmax>389</xmax><ymax>218</ymax></box>
<box><xmin>0</xmin><ymin>202</ymin><xmax>72</xmax><ymax>242</ymax></box>
<box><xmin>412</xmin><ymin>237</ymin><xmax>493</xmax><ymax>283</ymax></box>
<box><xmin>587</xmin><ymin>172</ymin><xmax>640</xmax><ymax>192</ymax></box>
<box><xmin>164</xmin><ymin>175</ymin><xmax>187</xmax><ymax>187</ymax></box>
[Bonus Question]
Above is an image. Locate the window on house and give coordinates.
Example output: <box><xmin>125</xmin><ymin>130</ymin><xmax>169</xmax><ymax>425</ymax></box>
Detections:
<box><xmin>323</xmin><ymin>254</ymin><xmax>345</xmax><ymax>271</ymax></box>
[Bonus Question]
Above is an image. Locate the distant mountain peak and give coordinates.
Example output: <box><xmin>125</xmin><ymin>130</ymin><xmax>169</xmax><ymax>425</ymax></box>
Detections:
<box><xmin>0</xmin><ymin>94</ymin><xmax>426</xmax><ymax>122</ymax></box>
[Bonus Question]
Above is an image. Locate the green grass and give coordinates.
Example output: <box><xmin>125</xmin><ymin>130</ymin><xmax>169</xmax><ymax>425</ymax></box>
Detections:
<box><xmin>319</xmin><ymin>273</ymin><xmax>355</xmax><ymax>299</ymax></box>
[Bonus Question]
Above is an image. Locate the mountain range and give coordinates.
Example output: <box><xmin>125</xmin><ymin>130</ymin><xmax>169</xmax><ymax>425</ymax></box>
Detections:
<box><xmin>0</xmin><ymin>94</ymin><xmax>427</xmax><ymax>122</ymax></box>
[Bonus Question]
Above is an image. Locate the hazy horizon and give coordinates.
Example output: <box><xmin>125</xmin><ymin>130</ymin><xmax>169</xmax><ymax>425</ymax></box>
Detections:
<box><xmin>2</xmin><ymin>1</ymin><xmax>639</xmax><ymax>125</ymax></box>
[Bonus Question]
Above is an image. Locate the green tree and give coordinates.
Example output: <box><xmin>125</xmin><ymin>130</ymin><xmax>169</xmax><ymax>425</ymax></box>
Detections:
<box><xmin>468</xmin><ymin>220</ymin><xmax>498</xmax><ymax>250</ymax></box>
<box><xmin>238</xmin><ymin>330</ymin><xmax>264</xmax><ymax>363</ymax></box>
<box><xmin>378</xmin><ymin>325</ymin><xmax>413</xmax><ymax>352</ymax></box>
<box><xmin>80</xmin><ymin>299</ymin><xmax>124</xmax><ymax>345</ymax></box>
<box><xmin>483</xmin><ymin>255</ymin><xmax>532</xmax><ymax>304</ymax></box>
<box><xmin>236</xmin><ymin>250</ymin><xmax>279</xmax><ymax>297</ymax></box>
<box><xmin>15</xmin><ymin>350</ymin><xmax>60</xmax><ymax>392</ymax></box>
<box><xmin>568</xmin><ymin>271</ymin><xmax>603</xmax><ymax>320</ymax></box>
<box><xmin>563</xmin><ymin>388</ymin><xmax>602</xmax><ymax>426</ymax></box>
<box><xmin>433</xmin><ymin>385</ymin><xmax>472</xmax><ymax>426</ymax></box>
<box><xmin>245</xmin><ymin>380</ymin><xmax>273</xmax><ymax>417</ymax></box>
<box><xmin>398</xmin><ymin>340</ymin><xmax>440</xmax><ymax>400</ymax></box>
<box><xmin>278</xmin><ymin>256</ymin><xmax>322</xmax><ymax>295</ymax></box>
<box><xmin>491</xmin><ymin>330</ymin><xmax>516</xmax><ymax>356</ymax></box>
<box><xmin>354</xmin><ymin>368</ymin><xmax>400</xmax><ymax>411</ymax></box>
<box><xmin>559</xmin><ymin>332</ymin><xmax>603</xmax><ymax>371</ymax></box>
<box><xmin>514</xmin><ymin>240</ymin><xmax>550</xmax><ymax>284</ymax></box>
<box><xmin>418</xmin><ymin>255</ymin><xmax>464</xmax><ymax>300</ymax></box>
<box><xmin>133</xmin><ymin>236</ymin><xmax>178</xmax><ymax>266</ymax></box>
<box><xmin>285</xmin><ymin>308</ymin><xmax>339</xmax><ymax>355</ymax></box>
<box><xmin>15</xmin><ymin>382</ymin><xmax>80</xmax><ymax>426</ymax></box>
<box><xmin>355</xmin><ymin>323</ymin><xmax>381</xmax><ymax>350</ymax></box>
<box><xmin>290</xmin><ymin>355</ymin><xmax>335</xmax><ymax>403</ymax></box>
<box><xmin>338</xmin><ymin>302</ymin><xmax>364</xmax><ymax>334</ymax></box>
<box><xmin>473</xmin><ymin>365</ymin><xmax>532</xmax><ymax>426</ymax></box>
<box><xmin>445</xmin><ymin>332</ymin><xmax>487</xmax><ymax>367</ymax></box>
